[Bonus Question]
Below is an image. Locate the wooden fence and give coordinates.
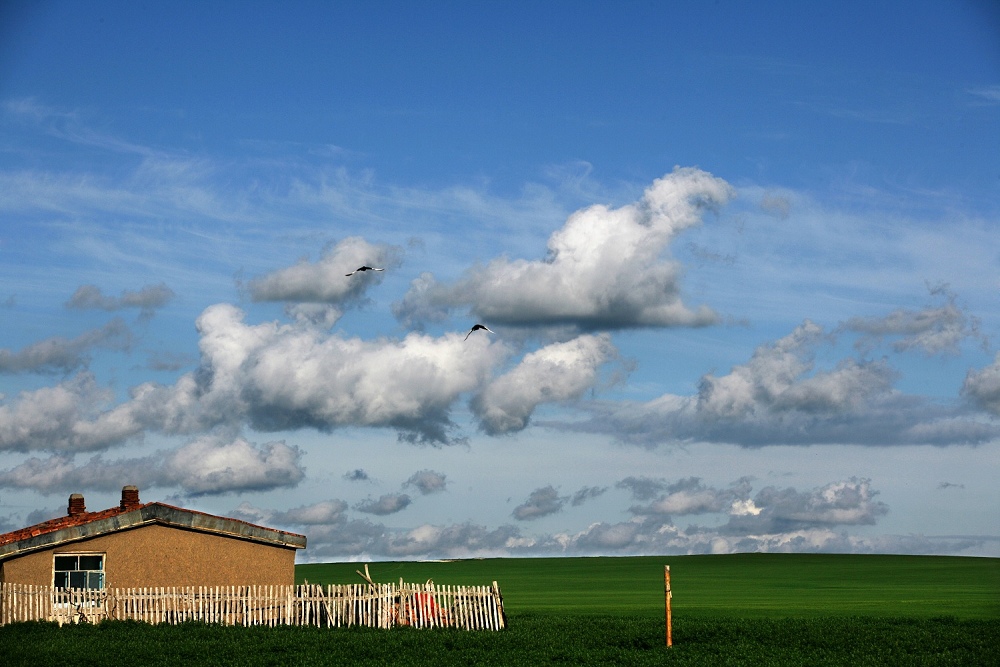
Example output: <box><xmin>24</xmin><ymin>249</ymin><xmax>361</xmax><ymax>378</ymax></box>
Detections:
<box><xmin>0</xmin><ymin>580</ymin><xmax>506</xmax><ymax>630</ymax></box>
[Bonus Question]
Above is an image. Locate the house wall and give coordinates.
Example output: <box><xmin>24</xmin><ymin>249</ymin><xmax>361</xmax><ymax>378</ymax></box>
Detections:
<box><xmin>0</xmin><ymin>524</ymin><xmax>296</xmax><ymax>588</ymax></box>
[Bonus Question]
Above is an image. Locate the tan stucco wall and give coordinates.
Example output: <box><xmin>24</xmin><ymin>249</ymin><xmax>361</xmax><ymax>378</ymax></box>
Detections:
<box><xmin>0</xmin><ymin>524</ymin><xmax>296</xmax><ymax>588</ymax></box>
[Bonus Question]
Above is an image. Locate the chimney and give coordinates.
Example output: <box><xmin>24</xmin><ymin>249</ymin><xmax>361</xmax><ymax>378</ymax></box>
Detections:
<box><xmin>68</xmin><ymin>493</ymin><xmax>87</xmax><ymax>516</ymax></box>
<box><xmin>120</xmin><ymin>485</ymin><xmax>141</xmax><ymax>511</ymax></box>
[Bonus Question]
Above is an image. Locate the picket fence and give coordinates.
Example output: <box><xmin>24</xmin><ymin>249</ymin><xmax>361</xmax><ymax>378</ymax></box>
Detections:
<box><xmin>0</xmin><ymin>580</ymin><xmax>506</xmax><ymax>630</ymax></box>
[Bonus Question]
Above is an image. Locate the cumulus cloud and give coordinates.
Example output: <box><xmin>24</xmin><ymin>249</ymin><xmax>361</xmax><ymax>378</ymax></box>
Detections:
<box><xmin>394</xmin><ymin>167</ymin><xmax>734</xmax><ymax>331</ymax></box>
<box><xmin>615</xmin><ymin>476</ymin><xmax>669</xmax><ymax>501</ymax></box>
<box><xmin>373</xmin><ymin>522</ymin><xmax>525</xmax><ymax>560</ymax></box>
<box><xmin>570</xmin><ymin>485</ymin><xmax>607</xmax><ymax>506</ymax></box>
<box><xmin>962</xmin><ymin>353</ymin><xmax>1000</xmax><ymax>415</ymax></box>
<box><xmin>0</xmin><ymin>453</ymin><xmax>147</xmax><ymax>493</ymax></box>
<box><xmin>556</xmin><ymin>320</ymin><xmax>1000</xmax><ymax>447</ymax></box>
<box><xmin>471</xmin><ymin>334</ymin><xmax>617</xmax><ymax>435</ymax></box>
<box><xmin>247</xmin><ymin>237</ymin><xmax>401</xmax><ymax>325</ymax></box>
<box><xmin>841</xmin><ymin>287</ymin><xmax>984</xmax><ymax>355</ymax></box>
<box><xmin>252</xmin><ymin>475</ymin><xmax>984</xmax><ymax>560</ymax></box>
<box><xmin>344</xmin><ymin>469</ymin><xmax>371</xmax><ymax>482</ymax></box>
<box><xmin>192</xmin><ymin>304</ymin><xmax>506</xmax><ymax>444</ymax></box>
<box><xmin>164</xmin><ymin>435</ymin><xmax>304</xmax><ymax>495</ymax></box>
<box><xmin>718</xmin><ymin>478</ymin><xmax>888</xmax><ymax>534</ymax></box>
<box><xmin>628</xmin><ymin>477</ymin><xmax>753</xmax><ymax>516</ymax></box>
<box><xmin>0</xmin><ymin>319</ymin><xmax>130</xmax><ymax>374</ymax></box>
<box><xmin>405</xmin><ymin>469</ymin><xmax>448</xmax><ymax>494</ymax></box>
<box><xmin>0</xmin><ymin>435</ymin><xmax>305</xmax><ymax>495</ymax></box>
<box><xmin>271</xmin><ymin>500</ymin><xmax>349</xmax><ymax>525</ymax></box>
<box><xmin>570</xmin><ymin>521</ymin><xmax>645</xmax><ymax>551</ymax></box>
<box><xmin>354</xmin><ymin>493</ymin><xmax>412</xmax><ymax>515</ymax></box>
<box><xmin>512</xmin><ymin>486</ymin><xmax>565</xmax><ymax>520</ymax></box>
<box><xmin>66</xmin><ymin>283</ymin><xmax>174</xmax><ymax>320</ymax></box>
<box><xmin>0</xmin><ymin>373</ymin><xmax>142</xmax><ymax>452</ymax></box>
<box><xmin>4</xmin><ymin>303</ymin><xmax>510</xmax><ymax>451</ymax></box>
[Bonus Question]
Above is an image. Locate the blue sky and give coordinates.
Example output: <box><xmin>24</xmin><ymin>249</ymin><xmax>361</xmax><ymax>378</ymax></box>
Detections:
<box><xmin>1</xmin><ymin>1</ymin><xmax>999</xmax><ymax>561</ymax></box>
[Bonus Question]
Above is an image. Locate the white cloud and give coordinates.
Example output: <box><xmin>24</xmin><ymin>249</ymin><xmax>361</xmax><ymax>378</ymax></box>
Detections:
<box><xmin>66</xmin><ymin>283</ymin><xmax>175</xmax><ymax>317</ymax></box>
<box><xmin>11</xmin><ymin>303</ymin><xmax>511</xmax><ymax>450</ymax></box>
<box><xmin>557</xmin><ymin>320</ymin><xmax>1000</xmax><ymax>447</ymax></box>
<box><xmin>344</xmin><ymin>469</ymin><xmax>371</xmax><ymax>482</ymax></box>
<box><xmin>471</xmin><ymin>334</ymin><xmax>617</xmax><ymax>434</ymax></box>
<box><xmin>0</xmin><ymin>373</ymin><xmax>142</xmax><ymax>452</ymax></box>
<box><xmin>570</xmin><ymin>485</ymin><xmax>607</xmax><ymax>506</ymax></box>
<box><xmin>629</xmin><ymin>477</ymin><xmax>752</xmax><ymax>516</ymax></box>
<box><xmin>164</xmin><ymin>435</ymin><xmax>304</xmax><ymax>495</ymax></box>
<box><xmin>404</xmin><ymin>469</ymin><xmax>448</xmax><ymax>495</ymax></box>
<box><xmin>271</xmin><ymin>500</ymin><xmax>349</xmax><ymax>525</ymax></box>
<box><xmin>355</xmin><ymin>493</ymin><xmax>412</xmax><ymax>515</ymax></box>
<box><xmin>841</xmin><ymin>287</ymin><xmax>984</xmax><ymax>355</ymax></box>
<box><xmin>962</xmin><ymin>353</ymin><xmax>1000</xmax><ymax>415</ymax></box>
<box><xmin>967</xmin><ymin>85</ymin><xmax>1000</xmax><ymax>105</ymax></box>
<box><xmin>0</xmin><ymin>435</ymin><xmax>305</xmax><ymax>495</ymax></box>
<box><xmin>248</xmin><ymin>237</ymin><xmax>402</xmax><ymax>320</ymax></box>
<box><xmin>265</xmin><ymin>474</ymin><xmax>989</xmax><ymax>560</ymax></box>
<box><xmin>394</xmin><ymin>168</ymin><xmax>734</xmax><ymax>331</ymax></box>
<box><xmin>512</xmin><ymin>485</ymin><xmax>565</xmax><ymax>520</ymax></box>
<box><xmin>722</xmin><ymin>478</ymin><xmax>889</xmax><ymax>533</ymax></box>
<box><xmin>0</xmin><ymin>320</ymin><xmax>131</xmax><ymax>374</ymax></box>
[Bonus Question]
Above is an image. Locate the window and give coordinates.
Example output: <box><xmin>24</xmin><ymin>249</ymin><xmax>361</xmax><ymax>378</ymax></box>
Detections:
<box><xmin>54</xmin><ymin>554</ymin><xmax>105</xmax><ymax>590</ymax></box>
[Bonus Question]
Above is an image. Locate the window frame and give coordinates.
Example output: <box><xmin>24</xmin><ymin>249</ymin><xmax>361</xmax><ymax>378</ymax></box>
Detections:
<box><xmin>53</xmin><ymin>552</ymin><xmax>106</xmax><ymax>591</ymax></box>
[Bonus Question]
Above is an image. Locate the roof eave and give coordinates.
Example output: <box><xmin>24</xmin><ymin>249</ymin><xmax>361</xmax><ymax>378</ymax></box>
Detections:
<box><xmin>0</xmin><ymin>504</ymin><xmax>306</xmax><ymax>561</ymax></box>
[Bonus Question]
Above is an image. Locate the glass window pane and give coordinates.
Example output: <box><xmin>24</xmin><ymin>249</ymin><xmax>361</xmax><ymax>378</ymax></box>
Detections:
<box><xmin>78</xmin><ymin>555</ymin><xmax>103</xmax><ymax>571</ymax></box>
<box><xmin>87</xmin><ymin>571</ymin><xmax>105</xmax><ymax>589</ymax></box>
<box><xmin>69</xmin><ymin>571</ymin><xmax>86</xmax><ymax>588</ymax></box>
<box><xmin>54</xmin><ymin>556</ymin><xmax>77</xmax><ymax>571</ymax></box>
<box><xmin>54</xmin><ymin>572</ymin><xmax>69</xmax><ymax>588</ymax></box>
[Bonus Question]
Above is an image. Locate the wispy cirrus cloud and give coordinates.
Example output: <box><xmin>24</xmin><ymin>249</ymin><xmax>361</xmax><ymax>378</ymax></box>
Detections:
<box><xmin>966</xmin><ymin>85</ymin><xmax>1000</xmax><ymax>105</ymax></box>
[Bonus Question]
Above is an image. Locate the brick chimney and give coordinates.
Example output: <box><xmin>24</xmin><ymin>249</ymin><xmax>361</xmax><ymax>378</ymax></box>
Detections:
<box><xmin>120</xmin><ymin>485</ymin><xmax>141</xmax><ymax>511</ymax></box>
<box><xmin>68</xmin><ymin>493</ymin><xmax>87</xmax><ymax>516</ymax></box>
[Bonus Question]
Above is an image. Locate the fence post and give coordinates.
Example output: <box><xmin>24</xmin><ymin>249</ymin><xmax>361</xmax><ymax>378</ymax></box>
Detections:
<box><xmin>664</xmin><ymin>565</ymin><xmax>672</xmax><ymax>647</ymax></box>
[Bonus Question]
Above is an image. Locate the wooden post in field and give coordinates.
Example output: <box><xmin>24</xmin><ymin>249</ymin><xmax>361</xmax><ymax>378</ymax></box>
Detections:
<box><xmin>664</xmin><ymin>565</ymin><xmax>673</xmax><ymax>647</ymax></box>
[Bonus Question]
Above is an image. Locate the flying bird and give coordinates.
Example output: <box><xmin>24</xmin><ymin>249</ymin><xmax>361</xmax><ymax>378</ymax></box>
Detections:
<box><xmin>345</xmin><ymin>266</ymin><xmax>385</xmax><ymax>276</ymax></box>
<box><xmin>464</xmin><ymin>324</ymin><xmax>494</xmax><ymax>341</ymax></box>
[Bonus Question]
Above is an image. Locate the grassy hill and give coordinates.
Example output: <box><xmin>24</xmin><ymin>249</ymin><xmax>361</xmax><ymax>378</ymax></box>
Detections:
<box><xmin>297</xmin><ymin>553</ymin><xmax>1000</xmax><ymax>619</ymax></box>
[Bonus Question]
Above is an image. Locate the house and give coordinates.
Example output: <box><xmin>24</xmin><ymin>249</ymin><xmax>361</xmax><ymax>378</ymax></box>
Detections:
<box><xmin>0</xmin><ymin>486</ymin><xmax>306</xmax><ymax>590</ymax></box>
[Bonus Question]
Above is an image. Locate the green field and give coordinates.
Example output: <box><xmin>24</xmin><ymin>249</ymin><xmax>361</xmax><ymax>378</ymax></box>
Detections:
<box><xmin>2</xmin><ymin>554</ymin><xmax>998</xmax><ymax>665</ymax></box>
<box><xmin>298</xmin><ymin>553</ymin><xmax>1000</xmax><ymax>619</ymax></box>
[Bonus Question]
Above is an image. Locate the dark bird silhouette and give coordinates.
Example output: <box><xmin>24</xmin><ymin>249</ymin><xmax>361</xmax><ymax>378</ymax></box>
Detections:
<box><xmin>345</xmin><ymin>266</ymin><xmax>385</xmax><ymax>276</ymax></box>
<box><xmin>464</xmin><ymin>324</ymin><xmax>495</xmax><ymax>341</ymax></box>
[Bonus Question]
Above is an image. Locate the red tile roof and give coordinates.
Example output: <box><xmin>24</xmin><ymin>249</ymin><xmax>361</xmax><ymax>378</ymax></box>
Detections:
<box><xmin>0</xmin><ymin>503</ymin><xmax>145</xmax><ymax>548</ymax></box>
<box><xmin>0</xmin><ymin>499</ymin><xmax>306</xmax><ymax>555</ymax></box>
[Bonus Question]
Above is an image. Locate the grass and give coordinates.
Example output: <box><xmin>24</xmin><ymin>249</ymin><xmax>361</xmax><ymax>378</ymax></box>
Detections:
<box><xmin>2</xmin><ymin>554</ymin><xmax>998</xmax><ymax>665</ymax></box>
<box><xmin>1</xmin><ymin>615</ymin><xmax>997</xmax><ymax>666</ymax></box>
<box><xmin>298</xmin><ymin>553</ymin><xmax>1000</xmax><ymax>619</ymax></box>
